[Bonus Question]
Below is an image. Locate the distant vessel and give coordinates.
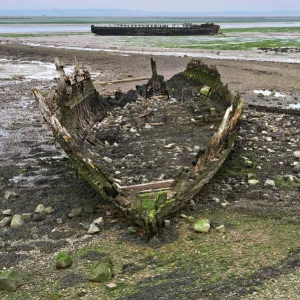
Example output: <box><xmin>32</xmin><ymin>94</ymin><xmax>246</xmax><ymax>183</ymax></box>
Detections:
<box><xmin>91</xmin><ymin>22</ymin><xmax>220</xmax><ymax>36</ymax></box>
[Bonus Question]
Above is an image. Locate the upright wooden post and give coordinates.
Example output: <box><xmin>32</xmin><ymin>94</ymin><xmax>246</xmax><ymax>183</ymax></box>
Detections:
<box><xmin>151</xmin><ymin>58</ymin><xmax>159</xmax><ymax>91</ymax></box>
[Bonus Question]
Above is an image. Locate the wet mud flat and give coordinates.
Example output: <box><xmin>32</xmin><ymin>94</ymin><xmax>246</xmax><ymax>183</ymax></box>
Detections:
<box><xmin>0</xmin><ymin>44</ymin><xmax>300</xmax><ymax>299</ymax></box>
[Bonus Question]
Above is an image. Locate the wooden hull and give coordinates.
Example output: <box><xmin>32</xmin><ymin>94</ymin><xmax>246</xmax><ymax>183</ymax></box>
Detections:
<box><xmin>33</xmin><ymin>58</ymin><xmax>243</xmax><ymax>234</ymax></box>
<box><xmin>91</xmin><ymin>24</ymin><xmax>220</xmax><ymax>36</ymax></box>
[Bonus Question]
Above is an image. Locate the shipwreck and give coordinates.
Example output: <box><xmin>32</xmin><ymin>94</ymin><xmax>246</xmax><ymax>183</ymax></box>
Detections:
<box><xmin>91</xmin><ymin>22</ymin><xmax>220</xmax><ymax>36</ymax></box>
<box><xmin>33</xmin><ymin>58</ymin><xmax>243</xmax><ymax>234</ymax></box>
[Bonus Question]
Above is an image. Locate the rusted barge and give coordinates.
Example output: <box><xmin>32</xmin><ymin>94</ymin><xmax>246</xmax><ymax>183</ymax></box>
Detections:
<box><xmin>91</xmin><ymin>22</ymin><xmax>220</xmax><ymax>36</ymax></box>
<box><xmin>33</xmin><ymin>58</ymin><xmax>243</xmax><ymax>234</ymax></box>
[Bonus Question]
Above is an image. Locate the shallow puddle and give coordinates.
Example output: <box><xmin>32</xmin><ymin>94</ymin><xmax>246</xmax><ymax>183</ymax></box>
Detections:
<box><xmin>288</xmin><ymin>103</ymin><xmax>300</xmax><ymax>109</ymax></box>
<box><xmin>0</xmin><ymin>59</ymin><xmax>74</xmax><ymax>81</ymax></box>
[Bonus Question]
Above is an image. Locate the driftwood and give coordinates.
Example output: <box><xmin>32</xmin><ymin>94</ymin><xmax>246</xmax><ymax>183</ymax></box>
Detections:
<box><xmin>94</xmin><ymin>77</ymin><xmax>148</xmax><ymax>86</ymax></box>
<box><xmin>33</xmin><ymin>58</ymin><xmax>243</xmax><ymax>234</ymax></box>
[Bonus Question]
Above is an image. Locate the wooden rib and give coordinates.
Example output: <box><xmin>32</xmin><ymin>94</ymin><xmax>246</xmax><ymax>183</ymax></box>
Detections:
<box><xmin>119</xmin><ymin>180</ymin><xmax>174</xmax><ymax>192</ymax></box>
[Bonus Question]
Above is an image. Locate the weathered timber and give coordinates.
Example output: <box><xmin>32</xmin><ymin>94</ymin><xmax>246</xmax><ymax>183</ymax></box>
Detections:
<box><xmin>33</xmin><ymin>58</ymin><xmax>243</xmax><ymax>234</ymax></box>
<box><xmin>91</xmin><ymin>23</ymin><xmax>220</xmax><ymax>36</ymax></box>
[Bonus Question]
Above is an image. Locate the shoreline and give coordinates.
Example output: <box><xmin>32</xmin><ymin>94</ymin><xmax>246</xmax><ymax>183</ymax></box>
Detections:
<box><xmin>1</xmin><ymin>42</ymin><xmax>300</xmax><ymax>96</ymax></box>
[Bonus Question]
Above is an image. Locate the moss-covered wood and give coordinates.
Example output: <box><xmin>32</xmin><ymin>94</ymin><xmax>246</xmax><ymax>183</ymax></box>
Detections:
<box><xmin>33</xmin><ymin>58</ymin><xmax>243</xmax><ymax>234</ymax></box>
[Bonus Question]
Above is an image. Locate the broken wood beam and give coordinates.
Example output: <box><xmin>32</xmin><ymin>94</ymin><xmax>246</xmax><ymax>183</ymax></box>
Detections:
<box><xmin>94</xmin><ymin>77</ymin><xmax>148</xmax><ymax>86</ymax></box>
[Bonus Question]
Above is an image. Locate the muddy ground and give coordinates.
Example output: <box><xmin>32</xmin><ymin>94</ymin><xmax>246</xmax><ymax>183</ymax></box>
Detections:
<box><xmin>0</xmin><ymin>44</ymin><xmax>300</xmax><ymax>299</ymax></box>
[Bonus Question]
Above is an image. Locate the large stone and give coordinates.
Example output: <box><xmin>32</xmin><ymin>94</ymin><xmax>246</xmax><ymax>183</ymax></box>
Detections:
<box><xmin>10</xmin><ymin>215</ymin><xmax>24</xmax><ymax>227</ymax></box>
<box><xmin>56</xmin><ymin>252</ymin><xmax>73</xmax><ymax>269</ymax></box>
<box><xmin>0</xmin><ymin>217</ymin><xmax>12</xmax><ymax>227</ymax></box>
<box><xmin>89</xmin><ymin>258</ymin><xmax>114</xmax><ymax>282</ymax></box>
<box><xmin>88</xmin><ymin>223</ymin><xmax>100</xmax><ymax>234</ymax></box>
<box><xmin>35</xmin><ymin>204</ymin><xmax>45</xmax><ymax>214</ymax></box>
<box><xmin>0</xmin><ymin>270</ymin><xmax>23</xmax><ymax>292</ymax></box>
<box><xmin>264</xmin><ymin>179</ymin><xmax>275</xmax><ymax>187</ymax></box>
<box><xmin>93</xmin><ymin>217</ymin><xmax>104</xmax><ymax>226</ymax></box>
<box><xmin>194</xmin><ymin>219</ymin><xmax>210</xmax><ymax>233</ymax></box>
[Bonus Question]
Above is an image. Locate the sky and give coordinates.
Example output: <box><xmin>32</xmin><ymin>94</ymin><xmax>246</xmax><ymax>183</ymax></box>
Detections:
<box><xmin>2</xmin><ymin>0</ymin><xmax>300</xmax><ymax>12</ymax></box>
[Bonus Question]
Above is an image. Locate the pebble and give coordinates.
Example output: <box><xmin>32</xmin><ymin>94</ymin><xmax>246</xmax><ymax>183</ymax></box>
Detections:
<box><xmin>68</xmin><ymin>208</ymin><xmax>82</xmax><ymax>218</ymax></box>
<box><xmin>248</xmin><ymin>179</ymin><xmax>259</xmax><ymax>185</ymax></box>
<box><xmin>56</xmin><ymin>218</ymin><xmax>63</xmax><ymax>224</ymax></box>
<box><xmin>164</xmin><ymin>220</ymin><xmax>171</xmax><ymax>227</ymax></box>
<box><xmin>21</xmin><ymin>213</ymin><xmax>32</xmax><ymax>220</ymax></box>
<box><xmin>0</xmin><ymin>217</ymin><xmax>12</xmax><ymax>227</ymax></box>
<box><xmin>4</xmin><ymin>190</ymin><xmax>19</xmax><ymax>200</ymax></box>
<box><xmin>264</xmin><ymin>179</ymin><xmax>275</xmax><ymax>187</ymax></box>
<box><xmin>10</xmin><ymin>214</ymin><xmax>24</xmax><ymax>227</ymax></box>
<box><xmin>45</xmin><ymin>206</ymin><xmax>55</xmax><ymax>214</ymax></box>
<box><xmin>35</xmin><ymin>204</ymin><xmax>45</xmax><ymax>214</ymax></box>
<box><xmin>294</xmin><ymin>151</ymin><xmax>300</xmax><ymax>159</ymax></box>
<box><xmin>32</xmin><ymin>213</ymin><xmax>46</xmax><ymax>222</ymax></box>
<box><xmin>2</xmin><ymin>209</ymin><xmax>12</xmax><ymax>216</ymax></box>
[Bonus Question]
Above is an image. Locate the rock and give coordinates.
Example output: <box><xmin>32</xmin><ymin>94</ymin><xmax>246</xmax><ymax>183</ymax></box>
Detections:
<box><xmin>4</xmin><ymin>191</ymin><xmax>19</xmax><ymax>200</ymax></box>
<box><xmin>68</xmin><ymin>208</ymin><xmax>82</xmax><ymax>218</ymax></box>
<box><xmin>294</xmin><ymin>151</ymin><xmax>300</xmax><ymax>159</ymax></box>
<box><xmin>32</xmin><ymin>213</ymin><xmax>46</xmax><ymax>222</ymax></box>
<box><xmin>56</xmin><ymin>218</ymin><xmax>63</xmax><ymax>224</ymax></box>
<box><xmin>284</xmin><ymin>175</ymin><xmax>294</xmax><ymax>182</ymax></box>
<box><xmin>88</xmin><ymin>223</ymin><xmax>100</xmax><ymax>234</ymax></box>
<box><xmin>164</xmin><ymin>220</ymin><xmax>171</xmax><ymax>227</ymax></box>
<box><xmin>247</xmin><ymin>173</ymin><xmax>257</xmax><ymax>179</ymax></box>
<box><xmin>35</xmin><ymin>204</ymin><xmax>45</xmax><ymax>214</ymax></box>
<box><xmin>213</xmin><ymin>197</ymin><xmax>220</xmax><ymax>203</ymax></box>
<box><xmin>293</xmin><ymin>162</ymin><xmax>300</xmax><ymax>172</ymax></box>
<box><xmin>221</xmin><ymin>201</ymin><xmax>229</xmax><ymax>208</ymax></box>
<box><xmin>264</xmin><ymin>179</ymin><xmax>275</xmax><ymax>187</ymax></box>
<box><xmin>55</xmin><ymin>252</ymin><xmax>73</xmax><ymax>269</ymax></box>
<box><xmin>89</xmin><ymin>258</ymin><xmax>114</xmax><ymax>282</ymax></box>
<box><xmin>10</xmin><ymin>215</ymin><xmax>24</xmax><ymax>227</ymax></box>
<box><xmin>265</xmin><ymin>137</ymin><xmax>272</xmax><ymax>142</ymax></box>
<box><xmin>0</xmin><ymin>238</ymin><xmax>5</xmax><ymax>249</ymax></box>
<box><xmin>21</xmin><ymin>213</ymin><xmax>32</xmax><ymax>220</ymax></box>
<box><xmin>82</xmin><ymin>234</ymin><xmax>93</xmax><ymax>240</ymax></box>
<box><xmin>45</xmin><ymin>206</ymin><xmax>55</xmax><ymax>214</ymax></box>
<box><xmin>0</xmin><ymin>217</ymin><xmax>12</xmax><ymax>227</ymax></box>
<box><xmin>164</xmin><ymin>143</ymin><xmax>176</xmax><ymax>149</ymax></box>
<box><xmin>93</xmin><ymin>217</ymin><xmax>104</xmax><ymax>226</ymax></box>
<box><xmin>194</xmin><ymin>219</ymin><xmax>210</xmax><ymax>233</ymax></box>
<box><xmin>215</xmin><ymin>225</ymin><xmax>226</xmax><ymax>233</ymax></box>
<box><xmin>0</xmin><ymin>270</ymin><xmax>23</xmax><ymax>292</ymax></box>
<box><xmin>103</xmin><ymin>157</ymin><xmax>113</xmax><ymax>163</ymax></box>
<box><xmin>105</xmin><ymin>282</ymin><xmax>117</xmax><ymax>290</ymax></box>
<box><xmin>244</xmin><ymin>160</ymin><xmax>254</xmax><ymax>168</ymax></box>
<box><xmin>248</xmin><ymin>179</ymin><xmax>259</xmax><ymax>185</ymax></box>
<box><xmin>2</xmin><ymin>209</ymin><xmax>12</xmax><ymax>216</ymax></box>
